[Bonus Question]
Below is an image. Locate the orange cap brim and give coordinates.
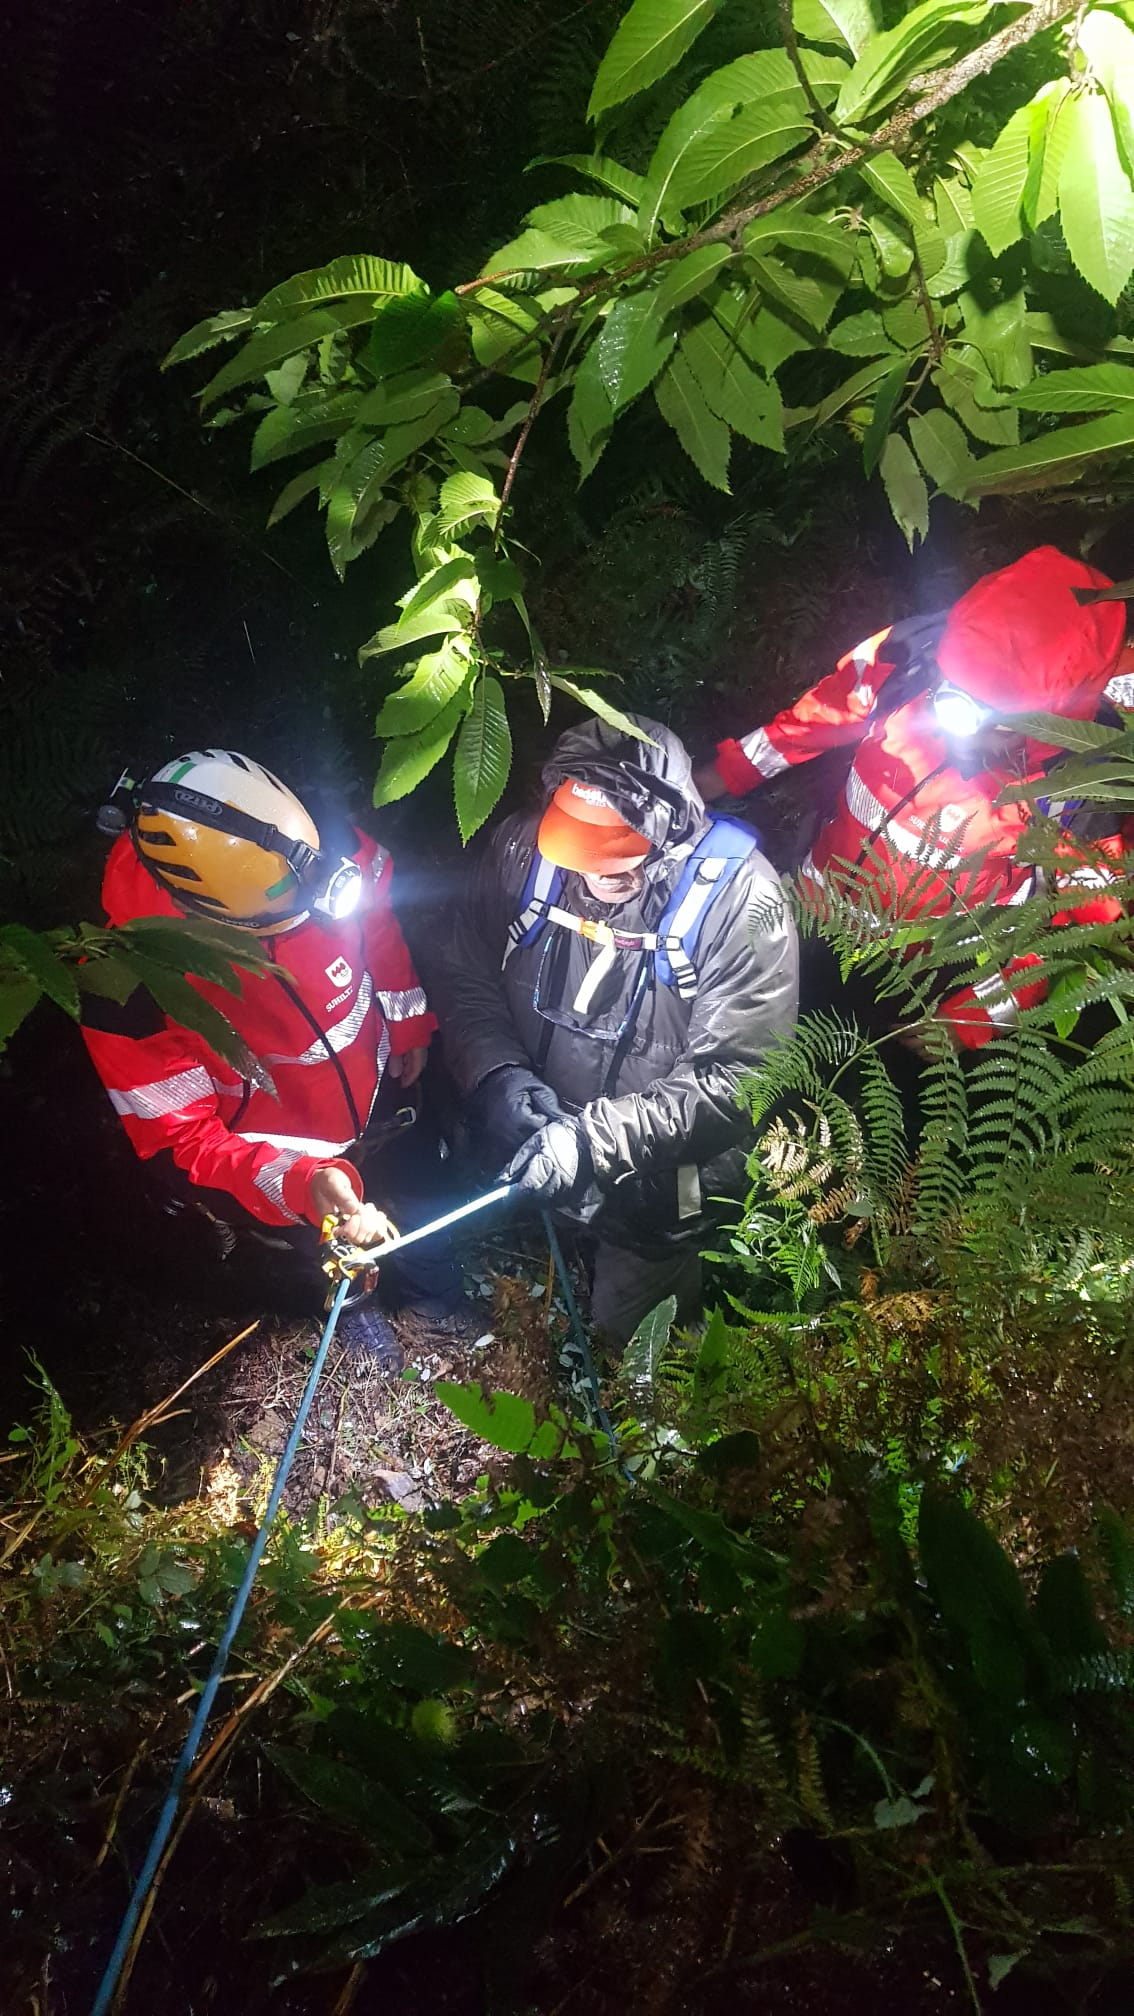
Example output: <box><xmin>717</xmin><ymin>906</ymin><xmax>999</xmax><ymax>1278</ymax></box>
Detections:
<box><xmin>537</xmin><ymin>798</ymin><xmax>651</xmax><ymax>873</ymax></box>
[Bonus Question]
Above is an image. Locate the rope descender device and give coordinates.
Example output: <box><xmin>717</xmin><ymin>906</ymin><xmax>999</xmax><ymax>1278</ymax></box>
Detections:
<box><xmin>319</xmin><ymin>1213</ymin><xmax>391</xmax><ymax>1302</ymax></box>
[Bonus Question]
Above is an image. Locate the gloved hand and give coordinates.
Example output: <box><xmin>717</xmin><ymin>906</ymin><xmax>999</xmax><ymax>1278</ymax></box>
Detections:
<box><xmin>503</xmin><ymin>1118</ymin><xmax>594</xmax><ymax>1208</ymax></box>
<box><xmin>467</xmin><ymin>1065</ymin><xmax>568</xmax><ymax>1165</ymax></box>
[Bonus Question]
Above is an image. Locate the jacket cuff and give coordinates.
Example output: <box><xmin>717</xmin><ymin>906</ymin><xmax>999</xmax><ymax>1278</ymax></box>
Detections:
<box><xmin>387</xmin><ymin>1011</ymin><xmax>437</xmax><ymax>1055</ymax></box>
<box><xmin>287</xmin><ymin>1156</ymin><xmax>364</xmax><ymax>1227</ymax></box>
<box><xmin>715</xmin><ymin>737</ymin><xmax>763</xmax><ymax>796</ymax></box>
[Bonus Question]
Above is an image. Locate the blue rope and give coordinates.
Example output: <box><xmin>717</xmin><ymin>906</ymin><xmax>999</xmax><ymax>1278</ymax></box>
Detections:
<box><xmin>91</xmin><ymin>1274</ymin><xmax>352</xmax><ymax>2016</ymax></box>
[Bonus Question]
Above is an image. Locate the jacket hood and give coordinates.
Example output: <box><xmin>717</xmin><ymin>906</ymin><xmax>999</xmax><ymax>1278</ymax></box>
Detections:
<box><xmin>937</xmin><ymin>546</ymin><xmax>1126</xmax><ymax>721</ymax></box>
<box><xmin>539</xmin><ymin>714</ymin><xmax>705</xmax><ymax>854</ymax></box>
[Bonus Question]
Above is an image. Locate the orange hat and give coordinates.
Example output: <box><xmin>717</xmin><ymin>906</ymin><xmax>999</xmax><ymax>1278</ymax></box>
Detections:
<box><xmin>537</xmin><ymin>778</ymin><xmax>652</xmax><ymax>873</ymax></box>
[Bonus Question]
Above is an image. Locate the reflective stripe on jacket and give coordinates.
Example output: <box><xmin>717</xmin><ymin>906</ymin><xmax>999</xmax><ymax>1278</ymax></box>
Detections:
<box><xmin>716</xmin><ymin>631</ymin><xmax>1128</xmax><ymax>1048</ymax></box>
<box><xmin>82</xmin><ymin>831</ymin><xmax>435</xmax><ymax>1227</ymax></box>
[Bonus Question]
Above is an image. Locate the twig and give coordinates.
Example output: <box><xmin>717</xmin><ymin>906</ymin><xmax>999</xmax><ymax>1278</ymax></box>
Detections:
<box><xmin>494</xmin><ymin>314</ymin><xmax>572</xmax><ymax>540</ymax></box>
<box><xmin>928</xmin><ymin>1869</ymin><xmax>984</xmax><ymax>2015</ymax></box>
<box><xmin>331</xmin><ymin>1962</ymin><xmax>367</xmax><ymax>2015</ymax></box>
<box><xmin>79</xmin><ymin>1320</ymin><xmax>260</xmax><ymax>1507</ymax></box>
<box><xmin>92</xmin><ymin>1737</ymin><xmax>154</xmax><ymax>1871</ymax></box>
<box><xmin>779</xmin><ymin>0</ymin><xmax>846</xmax><ymax>138</ymax></box>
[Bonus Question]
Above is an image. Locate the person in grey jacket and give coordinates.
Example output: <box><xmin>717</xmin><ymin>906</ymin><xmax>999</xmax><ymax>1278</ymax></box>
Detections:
<box><xmin>426</xmin><ymin>713</ymin><xmax>799</xmax><ymax>1343</ymax></box>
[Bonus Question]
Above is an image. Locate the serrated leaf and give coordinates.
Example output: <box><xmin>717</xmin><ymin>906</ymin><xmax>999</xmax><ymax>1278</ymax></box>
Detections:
<box><xmin>1012</xmin><ymin>361</ymin><xmax>1134</xmax><ymax>412</ymax></box>
<box><xmin>123</xmin><ymin>917</ymin><xmax>272</xmax><ymax>993</ymax></box>
<box><xmin>908</xmin><ymin>408</ymin><xmax>974</xmax><ymax>498</ymax></box>
<box><xmin>1078</xmin><ymin>11</ymin><xmax>1134</xmax><ymax>178</ymax></box>
<box><xmin>1028</xmin><ymin>83</ymin><xmax>1075</xmax><ymax>228</ymax></box>
<box><xmin>453</xmin><ymin>676</ymin><xmax>512</xmax><ymax>843</ymax></box>
<box><xmin>263</xmin><ymin>352</ymin><xmax>308</xmax><ymax>405</ymax></box>
<box><xmin>655</xmin><ymin>352</ymin><xmax>731</xmax><ymax>491</ymax></box>
<box><xmin>960</xmin><ymin>287</ymin><xmax>1032</xmax><ymax>391</ymax></box>
<box><xmin>596</xmin><ymin>293</ymin><xmax>676</xmax><ymax>410</ymax></box>
<box><xmin>375</xmin><ymin>641</ymin><xmax>472</xmax><ymax>737</ymax></box>
<box><xmin>639</xmin><ymin>51</ymin><xmax>814</xmax><ymax>241</ymax></box>
<box><xmin>354</xmin><ymin>369</ymin><xmax>453</xmax><ymax>429</ymax></box>
<box><xmin>655</xmin><ymin>245</ymin><xmax>732</xmax><ymax>315</ymax></box>
<box><xmin>988</xmin><ymin>1954</ymin><xmax>1025</xmax><ymax>1992</ymax></box>
<box><xmin>264</xmin><ymin>1744</ymin><xmax>433</xmax><ymax>1853</ymax></box>
<box><xmin>372</xmin><ymin>689</ymin><xmax>469</xmax><ymax>808</ymax></box>
<box><xmin>1058</xmin><ymin>87</ymin><xmax>1134</xmax><ymax>307</ymax></box>
<box><xmin>862</xmin><ymin>356</ymin><xmax>909</xmax><ymax>475</ymax></box>
<box><xmin>528</xmin><ymin>153</ymin><xmax>645</xmax><ymax>205</ymax></box>
<box><xmin>835</xmin><ymin>0</ymin><xmax>988</xmax><ymax>125</ymax></box>
<box><xmin>199</xmin><ymin>302</ymin><xmax>384</xmax><ymax>409</ymax></box>
<box><xmin>933</xmin><ymin>361</ymin><xmax>1019</xmax><ymax>445</ymax></box>
<box><xmin>623</xmin><ymin>1295</ymin><xmax>678</xmax><ymax>1407</ymax></box>
<box><xmin>793</xmin><ymin>0</ymin><xmax>877</xmax><ymax>56</ymax></box>
<box><xmin>567</xmin><ymin>341</ymin><xmax>614</xmax><ymax>481</ymax></box>
<box><xmin>548</xmin><ymin>678</ymin><xmax>654</xmax><ymax>743</ymax></box>
<box><xmin>828</xmin><ymin>309</ymin><xmax>898</xmax><ymax>356</ymax></box>
<box><xmin>934</xmin><ymin>175</ymin><xmax>974</xmax><ymax>236</ymax></box>
<box><xmin>971</xmin><ymin>101</ymin><xmax>1036</xmax><ymax>256</ymax></box>
<box><xmin>0</xmin><ymin>924</ymin><xmax>80</xmax><ymax>1018</ymax></box>
<box><xmin>681</xmin><ymin>320</ymin><xmax>784</xmax><ymax>449</ymax></box>
<box><xmin>880</xmin><ymin>432</ymin><xmax>929</xmax><ymax>548</ymax></box>
<box><xmin>162</xmin><ymin>307</ymin><xmax>254</xmax><ymax>371</ymax></box>
<box><xmin>266</xmin><ymin>462</ymin><xmax>329</xmax><ymax>526</ymax></box>
<box><xmin>120</xmin><ymin>956</ymin><xmax>273</xmax><ymax>1089</ymax></box>
<box><xmin>812</xmin><ymin>353</ymin><xmax>899</xmax><ymax>426</ymax></box>
<box><xmin>358</xmin><ymin>604</ymin><xmax>468</xmax><ymax>661</ymax></box>
<box><xmin>668</xmin><ymin>95</ymin><xmax>811</xmax><ymax>210</ymax></box>
<box><xmin>751</xmin><ymin>250</ymin><xmax>845</xmax><ymax>333</ymax></box>
<box><xmin>253</xmin><ymin>255</ymin><xmax>425</xmax><ymax>321</ymax></box>
<box><xmin>435</xmin><ymin>470</ymin><xmax>500</xmax><ymax>535</ymax></box>
<box><xmin>859</xmin><ymin>152</ymin><xmax>927</xmax><ymax>231</ymax></box>
<box><xmin>249</xmin><ymin>392</ymin><xmax>359</xmax><ymax>471</ymax></box>
<box><xmin>961</xmin><ymin>404</ymin><xmax>1134</xmax><ymax>496</ymax></box>
<box><xmin>360</xmin><ymin>291</ymin><xmax>463</xmax><ymax>380</ymax></box>
<box><xmin>588</xmin><ymin>0</ymin><xmax>723</xmax><ymax>120</ymax></box>
<box><xmin>487</xmin><ymin>196</ymin><xmax>631</xmax><ymax>275</ymax></box>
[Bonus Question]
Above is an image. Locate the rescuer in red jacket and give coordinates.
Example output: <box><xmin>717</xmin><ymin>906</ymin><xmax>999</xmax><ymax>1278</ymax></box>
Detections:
<box><xmin>696</xmin><ymin>547</ymin><xmax>1130</xmax><ymax>1047</ymax></box>
<box><xmin>82</xmin><ymin>749</ymin><xmax>459</xmax><ymax>1343</ymax></box>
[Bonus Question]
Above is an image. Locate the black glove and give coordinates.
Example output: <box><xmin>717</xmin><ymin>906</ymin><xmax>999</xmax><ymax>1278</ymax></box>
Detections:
<box><xmin>503</xmin><ymin>1118</ymin><xmax>595</xmax><ymax>1209</ymax></box>
<box><xmin>467</xmin><ymin>1065</ymin><xmax>567</xmax><ymax>1166</ymax></box>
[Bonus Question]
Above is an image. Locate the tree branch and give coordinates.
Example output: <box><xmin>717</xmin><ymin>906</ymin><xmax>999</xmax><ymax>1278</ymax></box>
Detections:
<box><xmin>778</xmin><ymin>0</ymin><xmax>846</xmax><ymax>140</ymax></box>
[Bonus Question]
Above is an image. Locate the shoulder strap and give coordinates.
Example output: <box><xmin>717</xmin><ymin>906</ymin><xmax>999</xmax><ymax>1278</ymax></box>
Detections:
<box><xmin>863</xmin><ymin>607</ymin><xmax>950</xmax><ymax>726</ymax></box>
<box><xmin>504</xmin><ymin>848</ymin><xmax>564</xmax><ymax>966</ymax></box>
<box><xmin>655</xmin><ymin>815</ymin><xmax>761</xmax><ymax>999</ymax></box>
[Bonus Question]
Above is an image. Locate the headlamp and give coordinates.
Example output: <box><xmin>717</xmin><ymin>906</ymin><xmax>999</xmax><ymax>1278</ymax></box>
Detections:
<box><xmin>312</xmin><ymin>858</ymin><xmax>363</xmax><ymax>921</ymax></box>
<box><xmin>932</xmin><ymin>682</ymin><xmax>995</xmax><ymax>739</ymax></box>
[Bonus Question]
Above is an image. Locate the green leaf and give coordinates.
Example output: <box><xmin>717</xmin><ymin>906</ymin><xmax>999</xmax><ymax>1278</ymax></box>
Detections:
<box><xmin>467</xmin><ymin>290</ymin><xmax>542</xmax><ymax>384</ymax></box>
<box><xmin>1057</xmin><ymin>87</ymin><xmax>1134</xmax><ymax>306</ymax></box>
<box><xmin>528</xmin><ymin>153</ymin><xmax>646</xmax><ymax>205</ymax></box>
<box><xmin>1077</xmin><ymin>11</ymin><xmax>1134</xmax><ymax>179</ymax></box>
<box><xmin>264</xmin><ymin>1744</ymin><xmax>433</xmax><ymax>1854</ymax></box>
<box><xmin>811</xmin><ymin>353</ymin><xmax>899</xmax><ymax>427</ymax></box>
<box><xmin>567</xmin><ymin>341</ymin><xmax>614</xmax><ymax>481</ymax></box>
<box><xmin>199</xmin><ymin>303</ymin><xmax>383</xmax><ymax>409</ymax></box>
<box><xmin>862</xmin><ymin>356</ymin><xmax>909</xmax><ymax>476</ymax></box>
<box><xmin>988</xmin><ymin>1955</ymin><xmax>1025</xmax><ymax>1992</ymax></box>
<box><xmin>596</xmin><ymin>294</ymin><xmax>676</xmax><ymax>411</ymax></box>
<box><xmin>639</xmin><ymin>50</ymin><xmax>828</xmax><ymax>240</ymax></box>
<box><xmin>655</xmin><ymin>245</ymin><xmax>732</xmax><ymax>315</ymax></box>
<box><xmin>396</xmin><ymin>557</ymin><xmax>479</xmax><ymax>628</ymax></box>
<box><xmin>375</xmin><ymin>640</ymin><xmax>472</xmax><ymax>738</ymax></box>
<box><xmin>253</xmin><ymin>255</ymin><xmax>425</xmax><ymax>321</ymax></box>
<box><xmin>879</xmin><ymin>432</ymin><xmax>928</xmax><ymax>548</ymax></box>
<box><xmin>1012</xmin><ymin>362</ymin><xmax>1134</xmax><ymax>412</ymax></box>
<box><xmin>934</xmin><ymin>174</ymin><xmax>974</xmax><ymax>236</ymax></box>
<box><xmin>681</xmin><ymin>320</ymin><xmax>785</xmax><ymax>449</ymax></box>
<box><xmin>372</xmin><ymin>688</ymin><xmax>469</xmax><ymax>807</ymax></box>
<box><xmin>962</xmin><ymin>404</ymin><xmax>1134</xmax><ymax>495</ymax></box>
<box><xmin>122</xmin><ymin>917</ymin><xmax>273</xmax><ymax>993</ymax></box>
<box><xmin>623</xmin><ymin>1296</ymin><xmax>678</xmax><ymax>1407</ymax></box>
<box><xmin>358</xmin><ymin>604</ymin><xmax>468</xmax><ymax>661</ymax></box>
<box><xmin>828</xmin><ymin>310</ymin><xmax>898</xmax><ymax>356</ymax></box>
<box><xmin>360</xmin><ymin>291</ymin><xmax>463</xmax><ymax>379</ymax></box>
<box><xmin>960</xmin><ymin>287</ymin><xmax>1032</xmax><ymax>391</ymax></box>
<box><xmin>548</xmin><ymin>677</ymin><xmax>654</xmax><ymax>743</ymax></box>
<box><xmin>162</xmin><ymin>307</ymin><xmax>254</xmax><ymax>371</ymax></box>
<box><xmin>1028</xmin><ymin>82</ymin><xmax>1075</xmax><ymax>228</ymax></box>
<box><xmin>435</xmin><ymin>1381</ymin><xmax>536</xmax><ymax>1453</ymax></box>
<box><xmin>266</xmin><ymin>462</ymin><xmax>329</xmax><ymax>526</ymax></box>
<box><xmin>488</xmin><ymin>195</ymin><xmax>631</xmax><ymax>274</ymax></box>
<box><xmin>249</xmin><ymin>393</ymin><xmax>358</xmax><ymax>472</ymax></box>
<box><xmin>971</xmin><ymin>100</ymin><xmax>1037</xmax><ymax>256</ymax></box>
<box><xmin>908</xmin><ymin>408</ymin><xmax>974</xmax><ymax>498</ymax></box>
<box><xmin>354</xmin><ymin>369</ymin><xmax>455</xmax><ymax>429</ymax></box>
<box><xmin>74</xmin><ymin>954</ymin><xmax>143</xmax><ymax>1005</ymax></box>
<box><xmin>263</xmin><ymin>353</ymin><xmax>308</xmax><ymax>405</ymax></box>
<box><xmin>793</xmin><ymin>0</ymin><xmax>877</xmax><ymax>57</ymax></box>
<box><xmin>0</xmin><ymin>924</ymin><xmax>80</xmax><ymax>1019</ymax></box>
<box><xmin>835</xmin><ymin>0</ymin><xmax>988</xmax><ymax>125</ymax></box>
<box><xmin>668</xmin><ymin>95</ymin><xmax>811</xmax><ymax>210</ymax></box>
<box><xmin>859</xmin><ymin>152</ymin><xmax>927</xmax><ymax>232</ymax></box>
<box><xmin>454</xmin><ymin>676</ymin><xmax>512</xmax><ymax>843</ymax></box>
<box><xmin>1005</xmin><ymin>712</ymin><xmax>1124</xmax><ymax>755</ymax></box>
<box><xmin>655</xmin><ymin>351</ymin><xmax>731</xmax><ymax>491</ymax></box>
<box><xmin>873</xmin><ymin>1794</ymin><xmax>926</xmax><ymax>1830</ymax></box>
<box><xmin>588</xmin><ymin>0</ymin><xmax>724</xmax><ymax>120</ymax></box>
<box><xmin>120</xmin><ymin>956</ymin><xmax>272</xmax><ymax>1089</ymax></box>
<box><xmin>435</xmin><ymin>470</ymin><xmax>500</xmax><ymax>536</ymax></box>
<box><xmin>933</xmin><ymin>360</ymin><xmax>1018</xmax><ymax>445</ymax></box>
<box><xmin>750</xmin><ymin>250</ymin><xmax>846</xmax><ymax>333</ymax></box>
<box><xmin>0</xmin><ymin>975</ymin><xmax>42</xmax><ymax>1045</ymax></box>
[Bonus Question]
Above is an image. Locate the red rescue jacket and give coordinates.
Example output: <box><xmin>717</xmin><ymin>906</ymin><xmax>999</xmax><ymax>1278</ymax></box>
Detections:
<box><xmin>82</xmin><ymin>830</ymin><xmax>435</xmax><ymax>1226</ymax></box>
<box><xmin>715</xmin><ymin>627</ymin><xmax>1128</xmax><ymax>1047</ymax></box>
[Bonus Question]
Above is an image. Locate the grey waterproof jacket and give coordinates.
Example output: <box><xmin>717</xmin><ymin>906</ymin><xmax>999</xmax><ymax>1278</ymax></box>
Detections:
<box><xmin>427</xmin><ymin>716</ymin><xmax>798</xmax><ymax>1249</ymax></box>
